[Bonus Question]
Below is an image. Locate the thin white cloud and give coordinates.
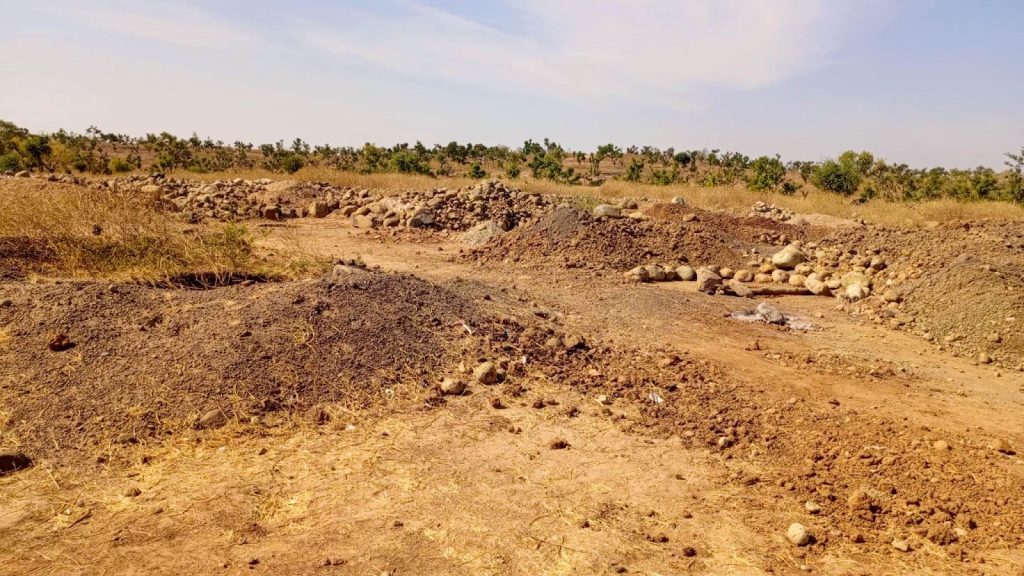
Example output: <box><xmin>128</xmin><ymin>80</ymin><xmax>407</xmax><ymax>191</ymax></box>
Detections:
<box><xmin>296</xmin><ymin>0</ymin><xmax>863</xmax><ymax>105</ymax></box>
<box><xmin>56</xmin><ymin>1</ymin><xmax>253</xmax><ymax>49</ymax></box>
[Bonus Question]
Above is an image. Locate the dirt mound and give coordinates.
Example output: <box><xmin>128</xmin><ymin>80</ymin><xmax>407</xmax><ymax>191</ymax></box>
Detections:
<box><xmin>471</xmin><ymin>204</ymin><xmax>745</xmax><ymax>270</ymax></box>
<box><xmin>469</xmin><ymin>205</ymin><xmax>810</xmax><ymax>271</ymax></box>
<box><xmin>819</xmin><ymin>221</ymin><xmax>1024</xmax><ymax>367</ymax></box>
<box><xmin>0</xmin><ymin>273</ymin><xmax>483</xmax><ymax>458</ymax></box>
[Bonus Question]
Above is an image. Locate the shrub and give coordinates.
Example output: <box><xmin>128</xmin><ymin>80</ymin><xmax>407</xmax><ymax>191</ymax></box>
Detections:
<box><xmin>109</xmin><ymin>157</ymin><xmax>134</xmax><ymax>173</ymax></box>
<box><xmin>278</xmin><ymin>154</ymin><xmax>304</xmax><ymax>174</ymax></box>
<box><xmin>0</xmin><ymin>152</ymin><xmax>21</xmax><ymax>172</ymax></box>
<box><xmin>812</xmin><ymin>158</ymin><xmax>861</xmax><ymax>195</ymax></box>
<box><xmin>504</xmin><ymin>161</ymin><xmax>521</xmax><ymax>179</ymax></box>
<box><xmin>469</xmin><ymin>162</ymin><xmax>487</xmax><ymax>178</ymax></box>
<box><xmin>746</xmin><ymin>155</ymin><xmax>785</xmax><ymax>191</ymax></box>
<box><xmin>623</xmin><ymin>158</ymin><xmax>644</xmax><ymax>182</ymax></box>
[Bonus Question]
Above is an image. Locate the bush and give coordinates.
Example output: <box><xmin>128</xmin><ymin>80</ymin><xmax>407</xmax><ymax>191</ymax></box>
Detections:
<box><xmin>623</xmin><ymin>159</ymin><xmax>644</xmax><ymax>182</ymax></box>
<box><xmin>504</xmin><ymin>162</ymin><xmax>521</xmax><ymax>179</ymax></box>
<box><xmin>108</xmin><ymin>157</ymin><xmax>134</xmax><ymax>173</ymax></box>
<box><xmin>278</xmin><ymin>154</ymin><xmax>304</xmax><ymax>174</ymax></box>
<box><xmin>0</xmin><ymin>152</ymin><xmax>21</xmax><ymax>172</ymax></box>
<box><xmin>812</xmin><ymin>159</ymin><xmax>861</xmax><ymax>195</ymax></box>
<box><xmin>746</xmin><ymin>155</ymin><xmax>785</xmax><ymax>191</ymax></box>
<box><xmin>389</xmin><ymin>150</ymin><xmax>431</xmax><ymax>175</ymax></box>
<box><xmin>469</xmin><ymin>162</ymin><xmax>487</xmax><ymax>178</ymax></box>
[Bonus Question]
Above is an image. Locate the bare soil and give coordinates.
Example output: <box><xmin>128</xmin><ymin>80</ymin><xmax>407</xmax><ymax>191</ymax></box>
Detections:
<box><xmin>2</xmin><ymin>179</ymin><xmax>1023</xmax><ymax>576</ymax></box>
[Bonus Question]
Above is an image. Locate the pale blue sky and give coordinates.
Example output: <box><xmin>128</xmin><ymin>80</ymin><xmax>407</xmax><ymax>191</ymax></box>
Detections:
<box><xmin>1</xmin><ymin>0</ymin><xmax>1021</xmax><ymax>167</ymax></box>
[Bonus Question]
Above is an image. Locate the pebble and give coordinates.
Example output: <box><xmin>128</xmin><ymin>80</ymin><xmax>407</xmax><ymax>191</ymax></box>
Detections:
<box><xmin>439</xmin><ymin>377</ymin><xmax>467</xmax><ymax>396</ymax></box>
<box><xmin>473</xmin><ymin>362</ymin><xmax>498</xmax><ymax>384</ymax></box>
<box><xmin>804</xmin><ymin>501</ymin><xmax>822</xmax><ymax>515</ymax></box>
<box><xmin>787</xmin><ymin>523</ymin><xmax>811</xmax><ymax>546</ymax></box>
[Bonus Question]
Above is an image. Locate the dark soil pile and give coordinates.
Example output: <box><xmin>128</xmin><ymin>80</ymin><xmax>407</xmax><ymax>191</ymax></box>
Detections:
<box><xmin>466</xmin><ymin>206</ymin><xmax>748</xmax><ymax>271</ymax></box>
<box><xmin>0</xmin><ymin>273</ymin><xmax>483</xmax><ymax>457</ymax></box>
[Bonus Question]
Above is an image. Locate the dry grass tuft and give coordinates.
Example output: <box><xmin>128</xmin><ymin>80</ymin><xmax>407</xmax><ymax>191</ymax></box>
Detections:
<box><xmin>0</xmin><ymin>182</ymin><xmax>327</xmax><ymax>284</ymax></box>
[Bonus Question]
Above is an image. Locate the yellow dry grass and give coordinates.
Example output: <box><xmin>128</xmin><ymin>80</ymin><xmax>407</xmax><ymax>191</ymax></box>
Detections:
<box><xmin>165</xmin><ymin>168</ymin><xmax>1024</xmax><ymax>227</ymax></box>
<box><xmin>0</xmin><ymin>180</ymin><xmax>327</xmax><ymax>284</ymax></box>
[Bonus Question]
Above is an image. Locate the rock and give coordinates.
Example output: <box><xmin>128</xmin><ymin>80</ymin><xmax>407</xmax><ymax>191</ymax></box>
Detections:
<box><xmin>473</xmin><ymin>362</ymin><xmax>498</xmax><ymax>385</ymax></box>
<box><xmin>562</xmin><ymin>334</ymin><xmax>587</xmax><ymax>350</ymax></box>
<box><xmin>440</xmin><ymin>378</ymin><xmax>467</xmax><ymax>396</ymax></box>
<box><xmin>408</xmin><ymin>209</ymin><xmax>435</xmax><ymax>228</ymax></box>
<box><xmin>15</xmin><ymin>170</ymin><xmax>30</xmax><ymax>178</ymax></box>
<box><xmin>0</xmin><ymin>451</ymin><xmax>31</xmax><ymax>475</ymax></box>
<box><xmin>804</xmin><ymin>278</ymin><xmax>828</xmax><ymax>295</ymax></box>
<box><xmin>788</xmin><ymin>274</ymin><xmax>807</xmax><ymax>287</ymax></box>
<box><xmin>787</xmin><ymin>523</ymin><xmax>811</xmax><ymax>546</ymax></box>
<box><xmin>671</xmin><ymin>196</ymin><xmax>686</xmax><ymax>205</ymax></box>
<box><xmin>933</xmin><ymin>440</ymin><xmax>950</xmax><ymax>451</ymax></box>
<box><xmin>725</xmin><ymin>280</ymin><xmax>753</xmax><ymax>298</ymax></box>
<box><xmin>382</xmin><ymin>215</ymin><xmax>402</xmax><ymax>227</ymax></box>
<box><xmin>626</xmin><ymin>266</ymin><xmax>651</xmax><ymax>282</ymax></box>
<box><xmin>845</xmin><ymin>283</ymin><xmax>868</xmax><ymax>301</ymax></box>
<box><xmin>771</xmin><ymin>245</ymin><xmax>807</xmax><ymax>270</ymax></box>
<box><xmin>331</xmin><ymin>264</ymin><xmax>367</xmax><ymax>278</ymax></box>
<box><xmin>696</xmin><ymin>267</ymin><xmax>723</xmax><ymax>294</ymax></box>
<box><xmin>617</xmin><ymin>198</ymin><xmax>638</xmax><ymax>210</ymax></box>
<box><xmin>308</xmin><ymin>201</ymin><xmax>332</xmax><ymax>218</ymax></box>
<box><xmin>719</xmin><ymin>267</ymin><xmax>735</xmax><ymax>280</ymax></box>
<box><xmin>755</xmin><ymin>302</ymin><xmax>786</xmax><ymax>325</ymax></box>
<box><xmin>592</xmin><ymin>204</ymin><xmax>622</xmax><ymax>218</ymax></box>
<box><xmin>461</xmin><ymin>221</ymin><xmax>501</xmax><ymax>246</ymax></box>
<box><xmin>892</xmin><ymin>539</ymin><xmax>911</xmax><ymax>552</ymax></box>
<box><xmin>262</xmin><ymin>206</ymin><xmax>282</xmax><ymax>220</ymax></box>
<box><xmin>352</xmin><ymin>214</ymin><xmax>377</xmax><ymax>229</ymax></box>
<box><xmin>0</xmin><ymin>298</ymin><xmax>11</xmax><ymax>307</ymax></box>
<box><xmin>977</xmin><ymin>352</ymin><xmax>992</xmax><ymax>364</ymax></box>
<box><xmin>804</xmin><ymin>501</ymin><xmax>822</xmax><ymax>515</ymax></box>
<box><xmin>716</xmin><ymin>436</ymin><xmax>733</xmax><ymax>449</ymax></box>
<box><xmin>47</xmin><ymin>333</ymin><xmax>73</xmax><ymax>352</ymax></box>
<box><xmin>734</xmin><ymin>269</ymin><xmax>754</xmax><ymax>283</ymax></box>
<box><xmin>754</xmin><ymin>273</ymin><xmax>774</xmax><ymax>284</ymax></box>
<box><xmin>771</xmin><ymin>269</ymin><xmax>790</xmax><ymax>284</ymax></box>
<box><xmin>196</xmin><ymin>408</ymin><xmax>228</xmax><ymax>430</ymax></box>
<box><xmin>990</xmin><ymin>438</ymin><xmax>1015</xmax><ymax>455</ymax></box>
<box><xmin>676</xmin><ymin>266</ymin><xmax>696</xmax><ymax>281</ymax></box>
<box><xmin>881</xmin><ymin>289</ymin><xmax>903</xmax><ymax>303</ymax></box>
<box><xmin>644</xmin><ymin>265</ymin><xmax>667</xmax><ymax>282</ymax></box>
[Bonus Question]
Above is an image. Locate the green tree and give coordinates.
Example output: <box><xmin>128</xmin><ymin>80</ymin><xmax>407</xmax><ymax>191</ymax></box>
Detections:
<box><xmin>746</xmin><ymin>155</ymin><xmax>785</xmax><ymax>191</ymax></box>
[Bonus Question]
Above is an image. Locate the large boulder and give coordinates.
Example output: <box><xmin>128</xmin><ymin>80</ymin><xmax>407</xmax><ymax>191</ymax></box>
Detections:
<box><xmin>462</xmin><ymin>221</ymin><xmax>501</xmax><ymax>246</ymax></box>
<box><xmin>592</xmin><ymin>204</ymin><xmax>623</xmax><ymax>218</ymax></box>
<box><xmin>696</xmin><ymin>267</ymin><xmax>723</xmax><ymax>294</ymax></box>
<box><xmin>771</xmin><ymin>244</ymin><xmax>807</xmax><ymax>270</ymax></box>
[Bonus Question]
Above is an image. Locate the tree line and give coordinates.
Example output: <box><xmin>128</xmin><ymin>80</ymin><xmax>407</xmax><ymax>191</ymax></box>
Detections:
<box><xmin>1</xmin><ymin>120</ymin><xmax>1021</xmax><ymax>203</ymax></box>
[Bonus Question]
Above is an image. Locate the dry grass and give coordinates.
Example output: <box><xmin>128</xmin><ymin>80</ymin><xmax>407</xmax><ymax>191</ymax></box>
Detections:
<box><xmin>0</xmin><ymin>180</ymin><xmax>327</xmax><ymax>284</ymax></box>
<box><xmin>165</xmin><ymin>168</ymin><xmax>1024</xmax><ymax>227</ymax></box>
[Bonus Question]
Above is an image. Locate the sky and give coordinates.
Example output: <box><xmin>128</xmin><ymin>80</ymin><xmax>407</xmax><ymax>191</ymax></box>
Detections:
<box><xmin>1</xmin><ymin>0</ymin><xmax>1021</xmax><ymax>168</ymax></box>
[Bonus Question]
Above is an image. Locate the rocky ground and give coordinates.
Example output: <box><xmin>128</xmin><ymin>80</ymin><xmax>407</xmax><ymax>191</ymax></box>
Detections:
<box><xmin>1</xmin><ymin>174</ymin><xmax>1023</xmax><ymax>575</ymax></box>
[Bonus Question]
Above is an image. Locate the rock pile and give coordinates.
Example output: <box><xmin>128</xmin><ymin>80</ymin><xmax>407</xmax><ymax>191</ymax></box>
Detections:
<box><xmin>0</xmin><ymin>170</ymin><xmax>85</xmax><ymax>185</ymax></box>
<box><xmin>749</xmin><ymin>201</ymin><xmax>795</xmax><ymax>222</ymax></box>
<box><xmin>349</xmin><ymin>180</ymin><xmax>551</xmax><ymax>232</ymax></box>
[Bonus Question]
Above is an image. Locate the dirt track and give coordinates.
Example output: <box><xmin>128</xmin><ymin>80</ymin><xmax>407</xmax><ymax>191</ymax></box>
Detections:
<box><xmin>2</xmin><ymin>195</ymin><xmax>1024</xmax><ymax>575</ymax></box>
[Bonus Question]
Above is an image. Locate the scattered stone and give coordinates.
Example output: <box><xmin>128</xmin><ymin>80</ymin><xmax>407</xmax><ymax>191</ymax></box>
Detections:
<box><xmin>47</xmin><ymin>333</ymin><xmax>74</xmax><ymax>352</ymax></box>
<box><xmin>933</xmin><ymin>440</ymin><xmax>950</xmax><ymax>451</ymax></box>
<box><xmin>771</xmin><ymin>245</ymin><xmax>807</xmax><ymax>270</ymax></box>
<box><xmin>804</xmin><ymin>501</ymin><xmax>822</xmax><ymax>515</ymax></box>
<box><xmin>787</xmin><ymin>523</ymin><xmax>811</xmax><ymax>546</ymax></box>
<box><xmin>892</xmin><ymin>539</ymin><xmax>911</xmax><ymax>552</ymax></box>
<box><xmin>696</xmin><ymin>267</ymin><xmax>723</xmax><ymax>294</ymax></box>
<box><xmin>592</xmin><ymin>204</ymin><xmax>622</xmax><ymax>218</ymax></box>
<box><xmin>196</xmin><ymin>408</ymin><xmax>228</xmax><ymax>430</ymax></box>
<box><xmin>440</xmin><ymin>378</ymin><xmax>467</xmax><ymax>396</ymax></box>
<box><xmin>990</xmin><ymin>438</ymin><xmax>1015</xmax><ymax>455</ymax></box>
<box><xmin>676</xmin><ymin>265</ymin><xmax>696</xmax><ymax>281</ymax></box>
<box><xmin>473</xmin><ymin>362</ymin><xmax>498</xmax><ymax>385</ymax></box>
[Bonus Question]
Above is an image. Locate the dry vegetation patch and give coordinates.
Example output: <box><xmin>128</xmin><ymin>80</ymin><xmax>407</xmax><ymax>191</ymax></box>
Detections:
<box><xmin>0</xmin><ymin>179</ymin><xmax>325</xmax><ymax>284</ymax></box>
